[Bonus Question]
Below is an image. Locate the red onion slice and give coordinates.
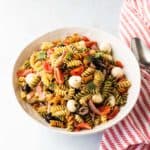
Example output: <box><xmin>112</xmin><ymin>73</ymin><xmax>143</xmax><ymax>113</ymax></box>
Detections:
<box><xmin>88</xmin><ymin>100</ymin><xmax>101</xmax><ymax>115</ymax></box>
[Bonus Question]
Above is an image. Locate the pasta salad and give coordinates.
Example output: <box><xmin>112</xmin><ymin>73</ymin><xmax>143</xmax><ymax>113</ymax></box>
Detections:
<box><xmin>16</xmin><ymin>33</ymin><xmax>131</xmax><ymax>131</ymax></box>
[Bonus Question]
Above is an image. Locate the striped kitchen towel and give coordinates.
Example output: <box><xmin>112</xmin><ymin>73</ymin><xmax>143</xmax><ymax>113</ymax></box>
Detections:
<box><xmin>100</xmin><ymin>0</ymin><xmax>150</xmax><ymax>150</ymax></box>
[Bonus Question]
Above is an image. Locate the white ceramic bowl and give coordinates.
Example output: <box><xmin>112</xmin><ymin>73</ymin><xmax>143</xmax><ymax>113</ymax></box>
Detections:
<box><xmin>12</xmin><ymin>27</ymin><xmax>141</xmax><ymax>135</ymax></box>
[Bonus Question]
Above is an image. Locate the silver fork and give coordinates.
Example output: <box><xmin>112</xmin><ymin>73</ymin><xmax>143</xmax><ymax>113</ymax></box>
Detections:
<box><xmin>131</xmin><ymin>38</ymin><xmax>150</xmax><ymax>74</ymax></box>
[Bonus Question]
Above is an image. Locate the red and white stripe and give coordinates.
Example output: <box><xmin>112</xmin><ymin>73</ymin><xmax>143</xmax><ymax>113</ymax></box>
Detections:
<box><xmin>100</xmin><ymin>0</ymin><xmax>150</xmax><ymax>149</ymax></box>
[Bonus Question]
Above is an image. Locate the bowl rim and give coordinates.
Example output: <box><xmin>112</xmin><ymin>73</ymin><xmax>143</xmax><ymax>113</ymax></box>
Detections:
<box><xmin>12</xmin><ymin>26</ymin><xmax>141</xmax><ymax>135</ymax></box>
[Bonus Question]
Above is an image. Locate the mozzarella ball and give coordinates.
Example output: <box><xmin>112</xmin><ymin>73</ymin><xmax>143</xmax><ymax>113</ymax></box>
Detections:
<box><xmin>92</xmin><ymin>93</ymin><xmax>103</xmax><ymax>104</ymax></box>
<box><xmin>68</xmin><ymin>76</ymin><xmax>81</xmax><ymax>89</ymax></box>
<box><xmin>111</xmin><ymin>67</ymin><xmax>124</xmax><ymax>78</ymax></box>
<box><xmin>67</xmin><ymin>100</ymin><xmax>77</xmax><ymax>112</ymax></box>
<box><xmin>76</xmin><ymin>41</ymin><xmax>86</xmax><ymax>49</ymax></box>
<box><xmin>100</xmin><ymin>41</ymin><xmax>112</xmax><ymax>53</ymax></box>
<box><xmin>108</xmin><ymin>95</ymin><xmax>116</xmax><ymax>107</ymax></box>
<box><xmin>25</xmin><ymin>73</ymin><xmax>35</xmax><ymax>85</ymax></box>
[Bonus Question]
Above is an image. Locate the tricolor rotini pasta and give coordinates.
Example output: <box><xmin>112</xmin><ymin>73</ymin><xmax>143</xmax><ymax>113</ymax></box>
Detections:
<box><xmin>16</xmin><ymin>33</ymin><xmax>131</xmax><ymax>132</ymax></box>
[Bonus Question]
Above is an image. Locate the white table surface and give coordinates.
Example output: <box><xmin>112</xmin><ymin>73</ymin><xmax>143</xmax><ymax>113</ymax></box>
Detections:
<box><xmin>0</xmin><ymin>0</ymin><xmax>123</xmax><ymax>150</ymax></box>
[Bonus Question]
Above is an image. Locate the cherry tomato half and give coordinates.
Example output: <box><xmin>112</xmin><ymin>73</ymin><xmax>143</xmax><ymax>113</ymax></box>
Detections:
<box><xmin>70</xmin><ymin>66</ymin><xmax>84</xmax><ymax>76</ymax></box>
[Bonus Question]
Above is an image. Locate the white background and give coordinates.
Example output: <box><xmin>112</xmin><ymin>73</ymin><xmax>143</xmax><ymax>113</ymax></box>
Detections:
<box><xmin>0</xmin><ymin>0</ymin><xmax>122</xmax><ymax>150</ymax></box>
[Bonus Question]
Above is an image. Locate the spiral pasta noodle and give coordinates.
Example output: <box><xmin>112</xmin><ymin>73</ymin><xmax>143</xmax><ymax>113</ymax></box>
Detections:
<box><xmin>53</xmin><ymin>46</ymin><xmax>66</xmax><ymax>56</ymax></box>
<box><xmin>74</xmin><ymin>89</ymin><xmax>90</xmax><ymax>100</ymax></box>
<box><xmin>101</xmin><ymin>115</ymin><xmax>107</xmax><ymax>123</ymax></box>
<box><xmin>113</xmin><ymin>88</ymin><xmax>124</xmax><ymax>106</ymax></box>
<box><xmin>66</xmin><ymin>114</ymin><xmax>74</xmax><ymax>131</ymax></box>
<box><xmin>79</xmin><ymin>95</ymin><xmax>91</xmax><ymax>106</ymax></box>
<box><xmin>50</xmin><ymin>105</ymin><xmax>66</xmax><ymax>113</ymax></box>
<box><xmin>85</xmin><ymin>114</ymin><xmax>93</xmax><ymax>128</ymax></box>
<box><xmin>41</xmin><ymin>72</ymin><xmax>53</xmax><ymax>87</ymax></box>
<box><xmin>48</xmin><ymin>96</ymin><xmax>62</xmax><ymax>106</ymax></box>
<box><xmin>67</xmin><ymin>88</ymin><xmax>75</xmax><ymax>99</ymax></box>
<box><xmin>30</xmin><ymin>52</ymin><xmax>38</xmax><ymax>69</ymax></box>
<box><xmin>18</xmin><ymin>77</ymin><xmax>26</xmax><ymax>86</ymax></box>
<box><xmin>93</xmin><ymin>70</ymin><xmax>104</xmax><ymax>87</ymax></box>
<box><xmin>66</xmin><ymin>60</ymin><xmax>82</xmax><ymax>68</ymax></box>
<box><xmin>55</xmin><ymin>89</ymin><xmax>67</xmax><ymax>97</ymax></box>
<box><xmin>29</xmin><ymin>75</ymin><xmax>40</xmax><ymax>88</ymax></box>
<box><xmin>102</xmin><ymin>76</ymin><xmax>114</xmax><ymax>99</ymax></box>
<box><xmin>37</xmin><ymin>105</ymin><xmax>47</xmax><ymax>114</ymax></box>
<box><xmin>117</xmin><ymin>79</ymin><xmax>131</xmax><ymax>93</ymax></box>
<box><xmin>75</xmin><ymin>114</ymin><xmax>84</xmax><ymax>123</ymax></box>
<box><xmin>53</xmin><ymin>109</ymin><xmax>68</xmax><ymax>117</ymax></box>
<box><xmin>33</xmin><ymin>61</ymin><xmax>43</xmax><ymax>71</ymax></box>
<box><xmin>81</xmin><ymin>75</ymin><xmax>93</xmax><ymax>83</ymax></box>
<box><xmin>73</xmin><ymin>53</ymin><xmax>83</xmax><ymax>60</ymax></box>
<box><xmin>50</xmin><ymin>120</ymin><xmax>65</xmax><ymax>128</ymax></box>
<box><xmin>94</xmin><ymin>115</ymin><xmax>101</xmax><ymax>125</ymax></box>
<box><xmin>81</xmin><ymin>67</ymin><xmax>95</xmax><ymax>77</ymax></box>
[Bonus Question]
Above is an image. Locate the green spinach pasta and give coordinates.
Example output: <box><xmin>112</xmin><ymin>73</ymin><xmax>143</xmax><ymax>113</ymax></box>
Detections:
<box><xmin>16</xmin><ymin>33</ymin><xmax>131</xmax><ymax>131</ymax></box>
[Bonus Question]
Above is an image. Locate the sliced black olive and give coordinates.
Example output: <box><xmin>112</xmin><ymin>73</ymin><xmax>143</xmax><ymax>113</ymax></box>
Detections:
<box><xmin>43</xmin><ymin>113</ymin><xmax>51</xmax><ymax>122</ymax></box>
<box><xmin>22</xmin><ymin>84</ymin><xmax>31</xmax><ymax>93</ymax></box>
<box><xmin>78</xmin><ymin>106</ymin><xmax>89</xmax><ymax>116</ymax></box>
<box><xmin>60</xmin><ymin>63</ymin><xmax>67</xmax><ymax>71</ymax></box>
<box><xmin>91</xmin><ymin>57</ymin><xmax>106</xmax><ymax>70</ymax></box>
<box><xmin>75</xmin><ymin>89</ymin><xmax>80</xmax><ymax>93</ymax></box>
<box><xmin>47</xmin><ymin>89</ymin><xmax>54</xmax><ymax>93</ymax></box>
<box><xmin>43</xmin><ymin>113</ymin><xmax>59</xmax><ymax>123</ymax></box>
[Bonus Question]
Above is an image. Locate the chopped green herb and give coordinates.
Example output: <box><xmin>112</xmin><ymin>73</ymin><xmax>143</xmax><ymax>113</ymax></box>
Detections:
<box><xmin>65</xmin><ymin>52</ymin><xmax>73</xmax><ymax>60</ymax></box>
<box><xmin>86</xmin><ymin>56</ymin><xmax>92</xmax><ymax>61</ymax></box>
<box><xmin>94</xmin><ymin>52</ymin><xmax>102</xmax><ymax>58</ymax></box>
<box><xmin>37</xmin><ymin>51</ymin><xmax>46</xmax><ymax>60</ymax></box>
<box><xmin>49</xmin><ymin>83</ymin><xmax>55</xmax><ymax>91</ymax></box>
<box><xmin>87</xmin><ymin>82</ymin><xmax>96</xmax><ymax>91</ymax></box>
